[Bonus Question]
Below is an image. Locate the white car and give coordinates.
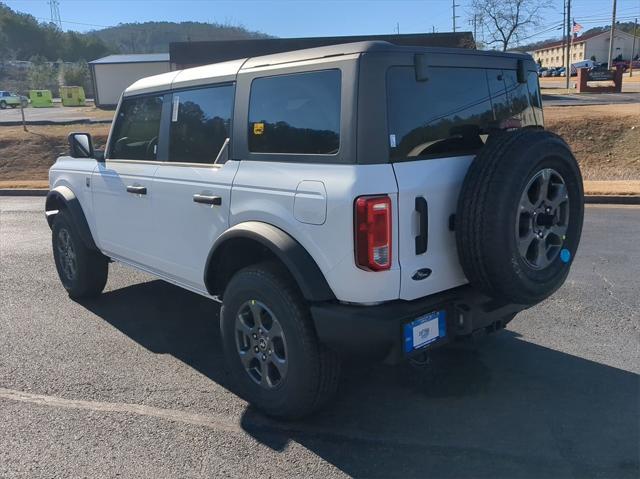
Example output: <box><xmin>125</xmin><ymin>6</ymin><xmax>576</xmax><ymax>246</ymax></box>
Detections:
<box><xmin>46</xmin><ymin>42</ymin><xmax>584</xmax><ymax>418</ymax></box>
<box><xmin>0</xmin><ymin>90</ymin><xmax>28</xmax><ymax>108</ymax></box>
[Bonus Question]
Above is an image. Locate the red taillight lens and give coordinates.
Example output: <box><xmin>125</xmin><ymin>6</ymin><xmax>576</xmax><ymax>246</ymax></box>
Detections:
<box><xmin>355</xmin><ymin>195</ymin><xmax>392</xmax><ymax>271</ymax></box>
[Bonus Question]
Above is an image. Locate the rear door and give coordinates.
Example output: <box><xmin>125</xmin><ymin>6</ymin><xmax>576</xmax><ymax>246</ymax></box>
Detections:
<box><xmin>146</xmin><ymin>83</ymin><xmax>238</xmax><ymax>292</ymax></box>
<box><xmin>387</xmin><ymin>66</ymin><xmax>497</xmax><ymax>301</ymax></box>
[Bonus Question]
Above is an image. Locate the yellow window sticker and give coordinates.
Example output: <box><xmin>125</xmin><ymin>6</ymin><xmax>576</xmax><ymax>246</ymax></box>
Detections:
<box><xmin>253</xmin><ymin>122</ymin><xmax>265</xmax><ymax>135</ymax></box>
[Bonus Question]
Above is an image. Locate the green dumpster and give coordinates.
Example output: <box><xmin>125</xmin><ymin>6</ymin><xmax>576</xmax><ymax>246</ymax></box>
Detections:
<box><xmin>60</xmin><ymin>86</ymin><xmax>86</xmax><ymax>107</ymax></box>
<box><xmin>28</xmin><ymin>90</ymin><xmax>54</xmax><ymax>108</ymax></box>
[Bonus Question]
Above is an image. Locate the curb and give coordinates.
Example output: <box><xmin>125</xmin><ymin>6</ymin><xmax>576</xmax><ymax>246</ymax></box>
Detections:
<box><xmin>584</xmin><ymin>195</ymin><xmax>640</xmax><ymax>205</ymax></box>
<box><xmin>0</xmin><ymin>189</ymin><xmax>48</xmax><ymax>197</ymax></box>
<box><xmin>1</xmin><ymin>189</ymin><xmax>639</xmax><ymax>204</ymax></box>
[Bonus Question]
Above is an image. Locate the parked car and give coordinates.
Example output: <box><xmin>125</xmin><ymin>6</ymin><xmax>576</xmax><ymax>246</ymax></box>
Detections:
<box><xmin>541</xmin><ymin>68</ymin><xmax>554</xmax><ymax>77</ymax></box>
<box><xmin>537</xmin><ymin>67</ymin><xmax>548</xmax><ymax>77</ymax></box>
<box><xmin>0</xmin><ymin>90</ymin><xmax>28</xmax><ymax>108</ymax></box>
<box><xmin>45</xmin><ymin>42</ymin><xmax>584</xmax><ymax>419</ymax></box>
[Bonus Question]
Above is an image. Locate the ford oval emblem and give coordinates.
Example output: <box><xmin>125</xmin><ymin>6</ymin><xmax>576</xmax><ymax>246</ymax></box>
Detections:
<box><xmin>412</xmin><ymin>268</ymin><xmax>432</xmax><ymax>281</ymax></box>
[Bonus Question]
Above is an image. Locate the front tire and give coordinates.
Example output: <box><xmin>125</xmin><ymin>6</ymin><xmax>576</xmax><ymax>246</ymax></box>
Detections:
<box><xmin>220</xmin><ymin>262</ymin><xmax>340</xmax><ymax>419</ymax></box>
<box><xmin>0</xmin><ymin>101</ymin><xmax>6</xmax><ymax>109</ymax></box>
<box><xmin>52</xmin><ymin>211</ymin><xmax>108</xmax><ymax>299</ymax></box>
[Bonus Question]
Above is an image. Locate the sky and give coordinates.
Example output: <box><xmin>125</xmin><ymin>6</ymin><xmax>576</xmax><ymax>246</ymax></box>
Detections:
<box><xmin>4</xmin><ymin>0</ymin><xmax>640</xmax><ymax>47</ymax></box>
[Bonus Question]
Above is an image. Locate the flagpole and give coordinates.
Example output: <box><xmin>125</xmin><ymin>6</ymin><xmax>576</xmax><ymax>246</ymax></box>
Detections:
<box><xmin>565</xmin><ymin>0</ymin><xmax>571</xmax><ymax>90</ymax></box>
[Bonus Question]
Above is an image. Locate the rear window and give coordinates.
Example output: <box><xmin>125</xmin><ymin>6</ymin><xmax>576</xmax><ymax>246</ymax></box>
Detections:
<box><xmin>387</xmin><ymin>66</ymin><xmax>539</xmax><ymax>162</ymax></box>
<box><xmin>387</xmin><ymin>66</ymin><xmax>494</xmax><ymax>161</ymax></box>
<box><xmin>248</xmin><ymin>70</ymin><xmax>341</xmax><ymax>155</ymax></box>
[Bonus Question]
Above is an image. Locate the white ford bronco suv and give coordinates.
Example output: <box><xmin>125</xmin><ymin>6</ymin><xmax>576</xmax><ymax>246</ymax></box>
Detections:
<box><xmin>46</xmin><ymin>42</ymin><xmax>584</xmax><ymax>418</ymax></box>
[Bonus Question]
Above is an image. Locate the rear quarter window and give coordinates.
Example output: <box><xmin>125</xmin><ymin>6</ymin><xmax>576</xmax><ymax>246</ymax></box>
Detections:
<box><xmin>248</xmin><ymin>69</ymin><xmax>341</xmax><ymax>155</ymax></box>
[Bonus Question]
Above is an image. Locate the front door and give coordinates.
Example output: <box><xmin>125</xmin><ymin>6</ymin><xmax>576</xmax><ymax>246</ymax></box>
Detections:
<box><xmin>92</xmin><ymin>93</ymin><xmax>165</xmax><ymax>267</ymax></box>
<box><xmin>146</xmin><ymin>84</ymin><xmax>237</xmax><ymax>292</ymax></box>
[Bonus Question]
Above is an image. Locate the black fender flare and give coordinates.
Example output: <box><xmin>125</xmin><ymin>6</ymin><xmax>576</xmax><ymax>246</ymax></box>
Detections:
<box><xmin>45</xmin><ymin>186</ymin><xmax>98</xmax><ymax>251</ymax></box>
<box><xmin>205</xmin><ymin>221</ymin><xmax>336</xmax><ymax>302</ymax></box>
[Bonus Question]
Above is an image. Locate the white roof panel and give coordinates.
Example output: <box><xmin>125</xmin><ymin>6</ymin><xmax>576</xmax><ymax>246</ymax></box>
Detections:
<box><xmin>171</xmin><ymin>58</ymin><xmax>246</xmax><ymax>89</ymax></box>
<box><xmin>124</xmin><ymin>70</ymin><xmax>179</xmax><ymax>96</ymax></box>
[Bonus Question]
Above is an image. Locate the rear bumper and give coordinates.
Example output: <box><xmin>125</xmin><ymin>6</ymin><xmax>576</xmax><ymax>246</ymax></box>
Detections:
<box><xmin>310</xmin><ymin>285</ymin><xmax>528</xmax><ymax>364</ymax></box>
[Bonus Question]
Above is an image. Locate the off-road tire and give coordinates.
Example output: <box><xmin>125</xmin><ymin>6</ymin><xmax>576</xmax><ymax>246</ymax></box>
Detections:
<box><xmin>456</xmin><ymin>129</ymin><xmax>584</xmax><ymax>305</ymax></box>
<box><xmin>52</xmin><ymin>210</ymin><xmax>108</xmax><ymax>299</ymax></box>
<box><xmin>220</xmin><ymin>261</ymin><xmax>340</xmax><ymax>419</ymax></box>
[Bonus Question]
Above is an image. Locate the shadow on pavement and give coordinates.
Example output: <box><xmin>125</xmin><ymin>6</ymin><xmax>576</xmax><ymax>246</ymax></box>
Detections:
<box><xmin>81</xmin><ymin>279</ymin><xmax>639</xmax><ymax>479</ymax></box>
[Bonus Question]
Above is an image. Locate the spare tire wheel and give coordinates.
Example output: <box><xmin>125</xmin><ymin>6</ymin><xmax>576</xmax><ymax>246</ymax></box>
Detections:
<box><xmin>456</xmin><ymin>129</ymin><xmax>584</xmax><ymax>305</ymax></box>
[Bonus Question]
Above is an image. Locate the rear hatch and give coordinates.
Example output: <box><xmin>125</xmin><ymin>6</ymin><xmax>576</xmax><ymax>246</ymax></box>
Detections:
<box><xmin>387</xmin><ymin>63</ymin><xmax>540</xmax><ymax>300</ymax></box>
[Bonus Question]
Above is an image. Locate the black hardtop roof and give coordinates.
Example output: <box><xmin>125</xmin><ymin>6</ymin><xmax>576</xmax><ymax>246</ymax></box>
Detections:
<box><xmin>240</xmin><ymin>41</ymin><xmax>533</xmax><ymax>70</ymax></box>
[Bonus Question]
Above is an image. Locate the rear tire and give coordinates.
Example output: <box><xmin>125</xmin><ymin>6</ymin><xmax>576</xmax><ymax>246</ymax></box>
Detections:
<box><xmin>220</xmin><ymin>262</ymin><xmax>340</xmax><ymax>419</ymax></box>
<box><xmin>52</xmin><ymin>211</ymin><xmax>108</xmax><ymax>299</ymax></box>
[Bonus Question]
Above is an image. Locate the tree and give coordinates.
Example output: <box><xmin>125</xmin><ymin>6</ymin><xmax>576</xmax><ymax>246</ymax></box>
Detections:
<box><xmin>472</xmin><ymin>0</ymin><xmax>551</xmax><ymax>51</ymax></box>
<box><xmin>27</xmin><ymin>55</ymin><xmax>58</xmax><ymax>92</ymax></box>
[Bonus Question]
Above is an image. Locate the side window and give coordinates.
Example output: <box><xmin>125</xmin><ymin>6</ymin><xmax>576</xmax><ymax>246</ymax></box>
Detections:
<box><xmin>109</xmin><ymin>95</ymin><xmax>163</xmax><ymax>161</ymax></box>
<box><xmin>387</xmin><ymin>66</ymin><xmax>494</xmax><ymax>161</ymax></box>
<box><xmin>527</xmin><ymin>71</ymin><xmax>544</xmax><ymax>125</ymax></box>
<box><xmin>248</xmin><ymin>70</ymin><xmax>341</xmax><ymax>155</ymax></box>
<box><xmin>502</xmin><ymin>70</ymin><xmax>534</xmax><ymax>124</ymax></box>
<box><xmin>486</xmin><ymin>70</ymin><xmax>510</xmax><ymax>122</ymax></box>
<box><xmin>169</xmin><ymin>85</ymin><xmax>234</xmax><ymax>164</ymax></box>
<box><xmin>487</xmin><ymin>69</ymin><xmax>536</xmax><ymax>127</ymax></box>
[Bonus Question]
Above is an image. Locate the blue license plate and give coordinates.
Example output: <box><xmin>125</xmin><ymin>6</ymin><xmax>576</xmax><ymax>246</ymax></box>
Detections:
<box><xmin>403</xmin><ymin>310</ymin><xmax>446</xmax><ymax>353</ymax></box>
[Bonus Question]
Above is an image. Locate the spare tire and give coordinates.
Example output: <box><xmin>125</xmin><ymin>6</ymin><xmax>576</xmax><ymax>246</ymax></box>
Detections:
<box><xmin>456</xmin><ymin>129</ymin><xmax>584</xmax><ymax>305</ymax></box>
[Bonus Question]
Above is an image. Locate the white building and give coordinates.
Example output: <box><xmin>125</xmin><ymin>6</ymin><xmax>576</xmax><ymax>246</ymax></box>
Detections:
<box><xmin>532</xmin><ymin>30</ymin><xmax>638</xmax><ymax>68</ymax></box>
<box><xmin>89</xmin><ymin>53</ymin><xmax>170</xmax><ymax>108</ymax></box>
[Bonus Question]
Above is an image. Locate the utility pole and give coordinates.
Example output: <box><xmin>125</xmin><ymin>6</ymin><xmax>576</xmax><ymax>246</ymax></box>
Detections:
<box><xmin>562</xmin><ymin>0</ymin><xmax>567</xmax><ymax>67</ymax></box>
<box><xmin>396</xmin><ymin>22</ymin><xmax>400</xmax><ymax>34</ymax></box>
<box><xmin>607</xmin><ymin>0</ymin><xmax>617</xmax><ymax>69</ymax></box>
<box><xmin>452</xmin><ymin>0</ymin><xmax>460</xmax><ymax>32</ymax></box>
<box><xmin>565</xmin><ymin>0</ymin><xmax>571</xmax><ymax>90</ymax></box>
<box><xmin>629</xmin><ymin>18</ymin><xmax>637</xmax><ymax>77</ymax></box>
<box><xmin>469</xmin><ymin>14</ymin><xmax>478</xmax><ymax>42</ymax></box>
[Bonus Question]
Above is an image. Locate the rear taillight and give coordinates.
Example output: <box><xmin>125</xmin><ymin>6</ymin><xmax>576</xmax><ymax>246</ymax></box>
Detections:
<box><xmin>354</xmin><ymin>195</ymin><xmax>392</xmax><ymax>271</ymax></box>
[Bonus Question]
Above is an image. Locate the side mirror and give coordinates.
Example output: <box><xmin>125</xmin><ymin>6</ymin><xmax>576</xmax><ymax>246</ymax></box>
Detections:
<box><xmin>68</xmin><ymin>132</ymin><xmax>94</xmax><ymax>159</ymax></box>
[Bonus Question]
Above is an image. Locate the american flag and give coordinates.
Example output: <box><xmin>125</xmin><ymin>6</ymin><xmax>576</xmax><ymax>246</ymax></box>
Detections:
<box><xmin>573</xmin><ymin>21</ymin><xmax>583</xmax><ymax>33</ymax></box>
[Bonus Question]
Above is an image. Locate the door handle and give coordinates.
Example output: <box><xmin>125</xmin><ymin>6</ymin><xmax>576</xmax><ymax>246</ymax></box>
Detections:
<box><xmin>126</xmin><ymin>185</ymin><xmax>147</xmax><ymax>195</ymax></box>
<box><xmin>193</xmin><ymin>194</ymin><xmax>222</xmax><ymax>206</ymax></box>
<box><xmin>415</xmin><ymin>196</ymin><xmax>428</xmax><ymax>255</ymax></box>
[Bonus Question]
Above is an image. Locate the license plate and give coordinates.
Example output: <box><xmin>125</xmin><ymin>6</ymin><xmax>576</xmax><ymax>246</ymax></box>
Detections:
<box><xmin>403</xmin><ymin>310</ymin><xmax>446</xmax><ymax>353</ymax></box>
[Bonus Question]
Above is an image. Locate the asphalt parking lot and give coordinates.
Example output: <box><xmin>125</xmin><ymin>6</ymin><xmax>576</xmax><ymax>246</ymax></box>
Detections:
<box><xmin>1</xmin><ymin>197</ymin><xmax>638</xmax><ymax>478</ymax></box>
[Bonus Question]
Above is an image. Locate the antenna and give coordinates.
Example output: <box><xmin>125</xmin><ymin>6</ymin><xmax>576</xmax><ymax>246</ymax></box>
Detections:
<box><xmin>48</xmin><ymin>0</ymin><xmax>62</xmax><ymax>29</ymax></box>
